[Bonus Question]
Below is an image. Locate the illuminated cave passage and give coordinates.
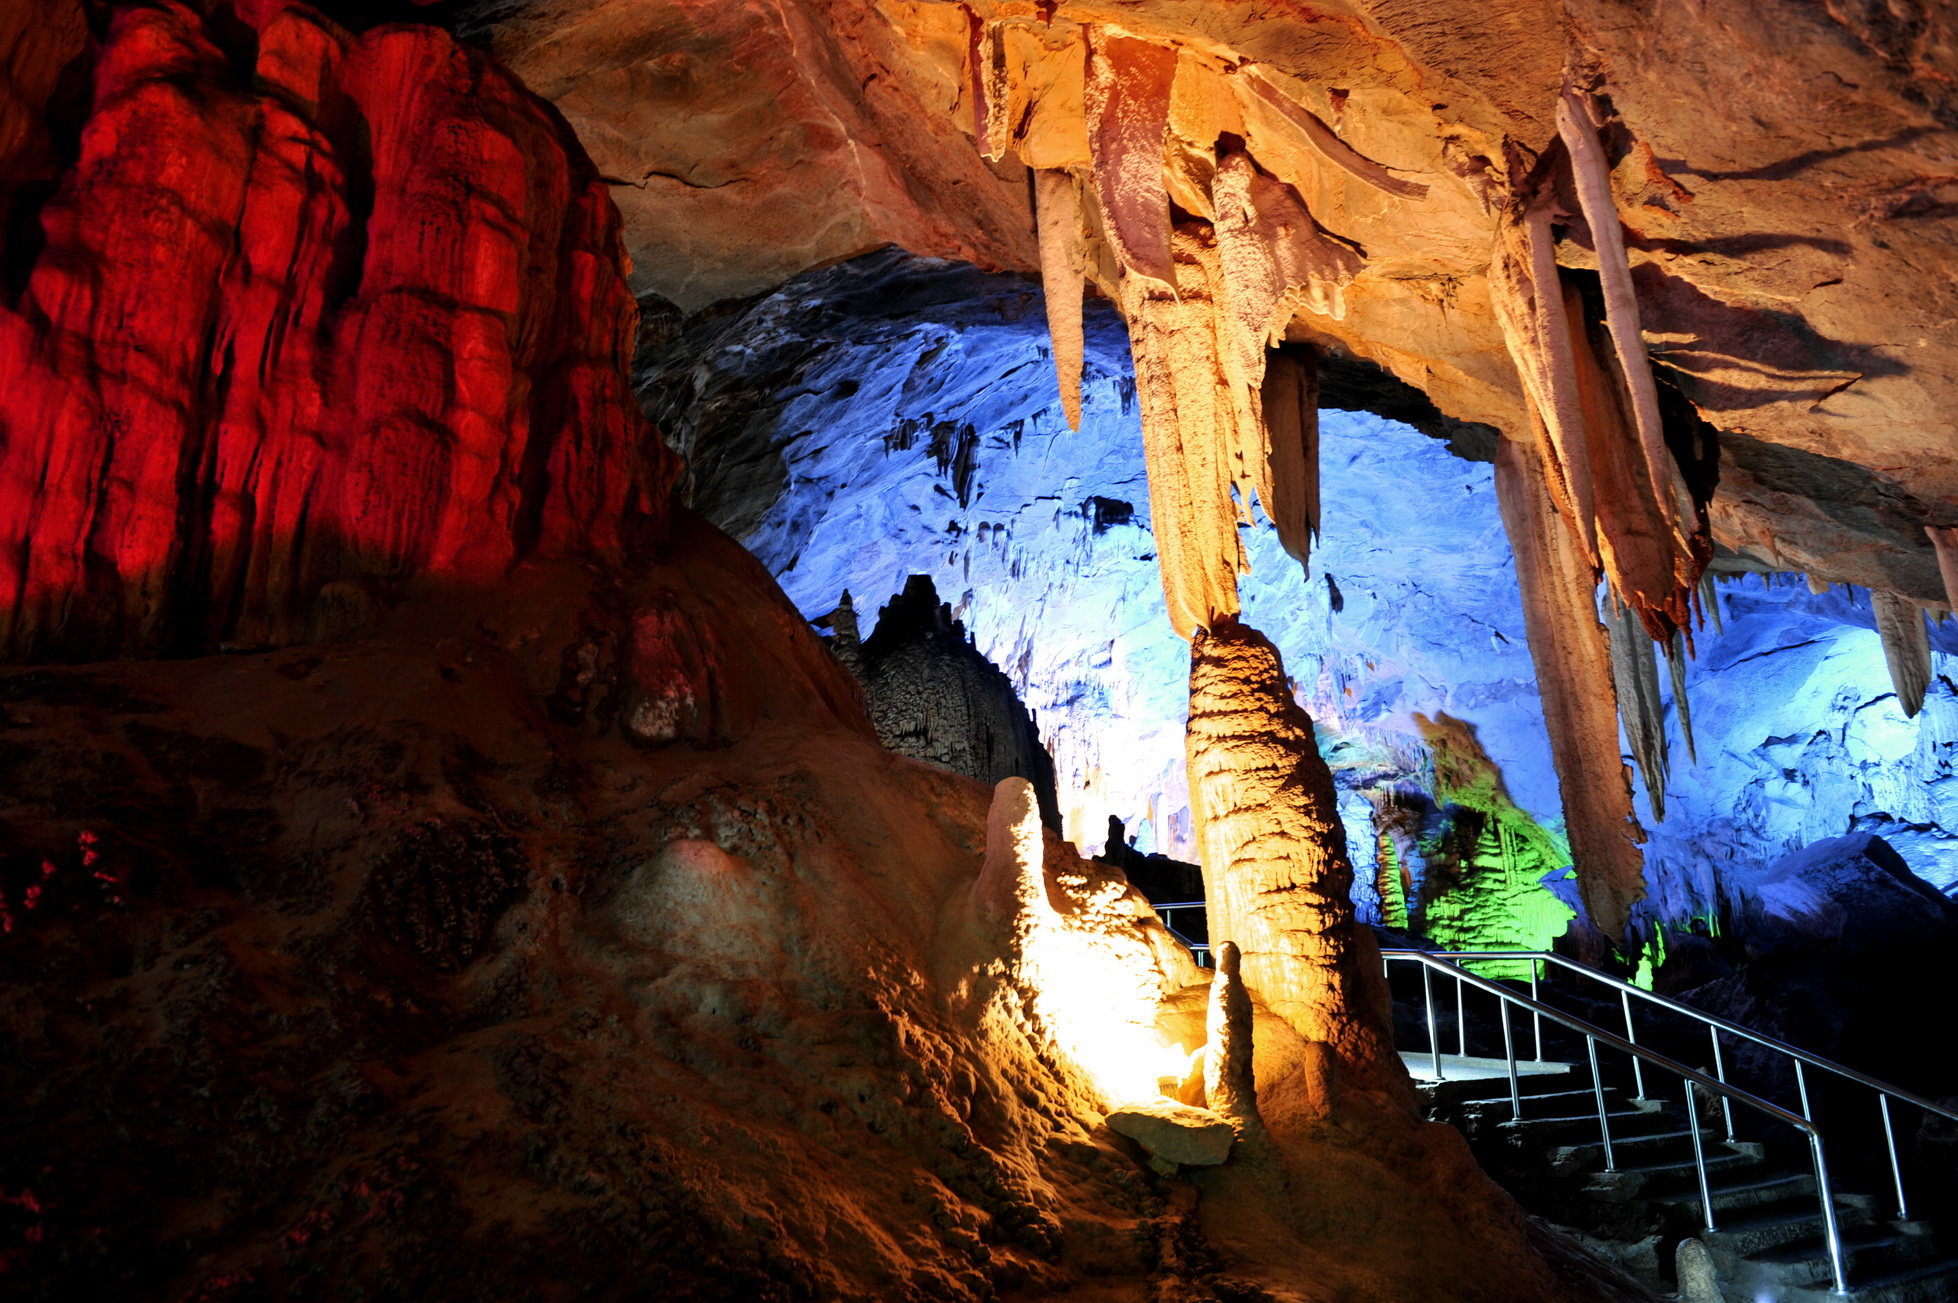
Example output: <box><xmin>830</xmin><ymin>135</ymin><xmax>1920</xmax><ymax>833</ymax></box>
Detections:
<box><xmin>3</xmin><ymin>2</ymin><xmax>1958</xmax><ymax>1301</ymax></box>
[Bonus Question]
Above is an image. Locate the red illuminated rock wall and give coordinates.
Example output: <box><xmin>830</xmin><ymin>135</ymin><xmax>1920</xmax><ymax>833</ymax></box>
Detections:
<box><xmin>0</xmin><ymin>0</ymin><xmax>675</xmax><ymax>661</ymax></box>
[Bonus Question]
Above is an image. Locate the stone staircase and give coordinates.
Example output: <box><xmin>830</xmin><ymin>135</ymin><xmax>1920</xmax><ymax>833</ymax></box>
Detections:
<box><xmin>1421</xmin><ymin>1060</ymin><xmax>1958</xmax><ymax>1301</ymax></box>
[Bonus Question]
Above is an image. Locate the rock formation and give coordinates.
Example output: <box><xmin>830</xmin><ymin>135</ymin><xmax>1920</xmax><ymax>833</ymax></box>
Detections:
<box><xmin>1186</xmin><ymin>618</ymin><xmax>1402</xmax><ymax>1090</ymax></box>
<box><xmin>831</xmin><ymin>574</ymin><xmax>1063</xmax><ymax>831</ymax></box>
<box><xmin>0</xmin><ymin>0</ymin><xmax>671</xmax><ymax>662</ymax></box>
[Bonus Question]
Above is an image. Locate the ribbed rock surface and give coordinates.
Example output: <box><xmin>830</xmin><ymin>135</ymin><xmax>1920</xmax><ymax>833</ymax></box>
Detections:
<box><xmin>837</xmin><ymin>574</ymin><xmax>1063</xmax><ymax>831</ymax></box>
<box><xmin>0</xmin><ymin>0</ymin><xmax>673</xmax><ymax>661</ymax></box>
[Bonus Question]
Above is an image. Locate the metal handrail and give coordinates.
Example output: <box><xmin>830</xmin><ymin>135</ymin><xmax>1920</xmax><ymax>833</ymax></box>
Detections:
<box><xmin>1381</xmin><ymin>949</ymin><xmax>1852</xmax><ymax>1296</ymax></box>
<box><xmin>1433</xmin><ymin>950</ymin><xmax>1958</xmax><ymax>1123</ymax></box>
<box><xmin>1430</xmin><ymin>948</ymin><xmax>1958</xmax><ymax>1223</ymax></box>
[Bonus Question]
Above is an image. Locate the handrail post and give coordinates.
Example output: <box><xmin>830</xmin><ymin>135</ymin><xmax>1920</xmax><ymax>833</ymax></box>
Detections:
<box><xmin>1529</xmin><ymin>958</ymin><xmax>1543</xmax><ymax>1061</ymax></box>
<box><xmin>1880</xmin><ymin>1095</ymin><xmax>1908</xmax><ymax>1221</ymax></box>
<box><xmin>1621</xmin><ymin>988</ymin><xmax>1647</xmax><ymax>1100</ymax></box>
<box><xmin>1685</xmin><ymin>1077</ymin><xmax>1716</xmax><ymax>1232</ymax></box>
<box><xmin>1709</xmin><ymin>1026</ymin><xmax>1735</xmax><ymax>1141</ymax></box>
<box><xmin>1809</xmin><ymin>1131</ymin><xmax>1850</xmax><ymax>1296</ymax></box>
<box><xmin>1587</xmin><ymin>1036</ymin><xmax>1615</xmax><ymax>1171</ymax></box>
<box><xmin>1422</xmin><ymin>963</ymin><xmax>1443</xmax><ymax>1081</ymax></box>
<box><xmin>1502</xmin><ymin>997</ymin><xmax>1521</xmax><ymax>1121</ymax></box>
<box><xmin>1457</xmin><ymin>972</ymin><xmax>1468</xmax><ymax>1058</ymax></box>
<box><xmin>1796</xmin><ymin>1059</ymin><xmax>1812</xmax><ymax>1121</ymax></box>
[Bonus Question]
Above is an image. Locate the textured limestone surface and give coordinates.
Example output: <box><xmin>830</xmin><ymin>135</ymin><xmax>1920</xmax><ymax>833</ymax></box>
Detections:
<box><xmin>642</xmin><ymin>250</ymin><xmax>1958</xmax><ymax>937</ymax></box>
<box><xmin>475</xmin><ymin>0</ymin><xmax>1958</xmax><ymax>609</ymax></box>
<box><xmin>1104</xmin><ymin>1099</ymin><xmax>1234</xmax><ymax>1167</ymax></box>
<box><xmin>832</xmin><ymin>573</ymin><xmax>1063</xmax><ymax>832</ymax></box>
<box><xmin>0</xmin><ymin>8</ymin><xmax>1634</xmax><ymax>1297</ymax></box>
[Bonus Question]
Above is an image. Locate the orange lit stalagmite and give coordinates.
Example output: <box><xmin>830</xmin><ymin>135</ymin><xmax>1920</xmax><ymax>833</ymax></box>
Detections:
<box><xmin>1185</xmin><ymin>619</ymin><xmax>1399</xmax><ymax>1091</ymax></box>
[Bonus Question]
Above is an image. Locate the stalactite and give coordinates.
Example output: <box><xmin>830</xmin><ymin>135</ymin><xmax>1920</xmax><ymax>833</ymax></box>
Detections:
<box><xmin>1211</xmin><ymin>151</ymin><xmax>1352</xmax><ymax>570</ymax></box>
<box><xmin>966</xmin><ymin>14</ymin><xmax>1010</xmax><ymax>162</ymax></box>
<box><xmin>1564</xmin><ymin>281</ymin><xmax>1690</xmax><ymax>638</ymax></box>
<box><xmin>1494</xmin><ymin>437</ymin><xmax>1647</xmax><ymax>941</ymax></box>
<box><xmin>1118</xmin><ymin>224</ymin><xmax>1245</xmax><ymax>638</ymax></box>
<box><xmin>1489</xmin><ymin>207</ymin><xmax>1596</xmax><ymax>561</ymax></box>
<box><xmin>1606</xmin><ymin>596</ymin><xmax>1669</xmax><ymax>821</ymax></box>
<box><xmin>1699</xmin><ymin>571</ymin><xmax>1723</xmax><ymax>635</ymax></box>
<box><xmin>1556</xmin><ymin>85</ymin><xmax>1694</xmax><ymax>545</ymax></box>
<box><xmin>1084</xmin><ymin>30</ymin><xmax>1178</xmax><ymax>285</ymax></box>
<box><xmin>1872</xmin><ymin>589</ymin><xmax>1932</xmax><ymax>718</ymax></box>
<box><xmin>1667</xmin><ymin>633</ymin><xmax>1698</xmax><ymax>766</ymax></box>
<box><xmin>1233</xmin><ymin>67</ymin><xmax>1427</xmax><ymax>200</ymax></box>
<box><xmin>1034</xmin><ymin>169</ymin><xmax>1085</xmax><ymax>430</ymax></box>
<box><xmin>1927</xmin><ymin>526</ymin><xmax>1958</xmax><ymax>613</ymax></box>
<box><xmin>1259</xmin><ymin>344</ymin><xmax>1320</xmax><ymax>569</ymax></box>
<box><xmin>1186</xmin><ymin>619</ymin><xmax>1400</xmax><ymax>1088</ymax></box>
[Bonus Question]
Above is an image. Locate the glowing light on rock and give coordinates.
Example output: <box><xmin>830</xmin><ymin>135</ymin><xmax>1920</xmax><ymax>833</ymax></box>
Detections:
<box><xmin>980</xmin><ymin>778</ymin><xmax>1187</xmax><ymax>1105</ymax></box>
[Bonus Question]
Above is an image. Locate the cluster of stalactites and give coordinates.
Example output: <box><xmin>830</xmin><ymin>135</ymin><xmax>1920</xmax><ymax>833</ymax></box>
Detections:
<box><xmin>969</xmin><ymin>16</ymin><xmax>1412</xmax><ymax>636</ymax></box>
<box><xmin>1489</xmin><ymin>85</ymin><xmax>1705</xmax><ymax>647</ymax></box>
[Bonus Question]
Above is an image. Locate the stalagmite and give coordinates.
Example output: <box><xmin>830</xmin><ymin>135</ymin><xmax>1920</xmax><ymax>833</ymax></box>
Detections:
<box><xmin>1034</xmin><ymin>169</ymin><xmax>1085</xmax><ymax>430</ymax></box>
<box><xmin>1494</xmin><ymin>437</ymin><xmax>1647</xmax><ymax>941</ymax></box>
<box><xmin>1204</xmin><ymin>941</ymin><xmax>1261</xmax><ymax>1127</ymax></box>
<box><xmin>1667</xmin><ymin>633</ymin><xmax>1698</xmax><ymax>765</ymax></box>
<box><xmin>1119</xmin><ymin>225</ymin><xmax>1246</xmax><ymax>638</ymax></box>
<box><xmin>1927</xmin><ymin>526</ymin><xmax>1958</xmax><ymax>613</ymax></box>
<box><xmin>1606</xmin><ymin>597</ymin><xmax>1669</xmax><ymax>820</ymax></box>
<box><xmin>1259</xmin><ymin>344</ymin><xmax>1320</xmax><ymax>568</ymax></box>
<box><xmin>1556</xmin><ymin>86</ymin><xmax>1695</xmax><ymax>543</ymax></box>
<box><xmin>1872</xmin><ymin>590</ymin><xmax>1932</xmax><ymax>718</ymax></box>
<box><xmin>1186</xmin><ymin>619</ymin><xmax>1399</xmax><ymax>1087</ymax></box>
<box><xmin>975</xmin><ymin>776</ymin><xmax>1052</xmax><ymax>934</ymax></box>
<box><xmin>1084</xmin><ymin>30</ymin><xmax>1178</xmax><ymax>285</ymax></box>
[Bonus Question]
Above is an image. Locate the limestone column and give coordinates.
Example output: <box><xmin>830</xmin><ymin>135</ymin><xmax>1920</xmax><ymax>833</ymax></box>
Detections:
<box><xmin>1186</xmin><ymin>618</ymin><xmax>1398</xmax><ymax>1089</ymax></box>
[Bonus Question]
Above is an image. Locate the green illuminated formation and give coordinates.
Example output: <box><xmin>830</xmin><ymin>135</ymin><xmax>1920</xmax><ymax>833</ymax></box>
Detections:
<box><xmin>1405</xmin><ymin>713</ymin><xmax>1575</xmax><ymax>978</ymax></box>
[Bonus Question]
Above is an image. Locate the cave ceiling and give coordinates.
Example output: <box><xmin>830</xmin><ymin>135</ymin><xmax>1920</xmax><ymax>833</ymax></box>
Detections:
<box><xmin>461</xmin><ymin>0</ymin><xmax>1958</xmax><ymax>604</ymax></box>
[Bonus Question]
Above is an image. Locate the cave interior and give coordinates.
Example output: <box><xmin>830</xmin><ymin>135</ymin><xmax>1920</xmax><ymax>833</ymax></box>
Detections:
<box><xmin>3</xmin><ymin>1</ymin><xmax>1958</xmax><ymax>1300</ymax></box>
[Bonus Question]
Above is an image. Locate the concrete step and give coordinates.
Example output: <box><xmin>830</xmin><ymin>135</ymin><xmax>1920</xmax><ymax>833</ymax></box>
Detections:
<box><xmin>1648</xmin><ymin>1169</ymin><xmax>1817</xmax><ymax>1216</ymax></box>
<box><xmin>1726</xmin><ymin>1222</ymin><xmax>1944</xmax><ymax>1295</ymax></box>
<box><xmin>1703</xmin><ymin>1196</ymin><xmax>1876</xmax><ymax>1257</ymax></box>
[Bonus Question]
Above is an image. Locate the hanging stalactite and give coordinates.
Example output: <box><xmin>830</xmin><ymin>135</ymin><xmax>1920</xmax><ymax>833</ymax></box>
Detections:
<box><xmin>1556</xmin><ymin>84</ymin><xmax>1696</xmax><ymax>546</ymax></box>
<box><xmin>1872</xmin><ymin>589</ymin><xmax>1932</xmax><ymax>718</ymax></box>
<box><xmin>1666</xmin><ymin>633</ymin><xmax>1698</xmax><ymax>766</ymax></box>
<box><xmin>1034</xmin><ymin>169</ymin><xmax>1085</xmax><ymax>430</ymax></box>
<box><xmin>1084</xmin><ymin>30</ymin><xmax>1178</xmax><ymax>286</ymax></box>
<box><xmin>1118</xmin><ymin>223</ymin><xmax>1247</xmax><ymax>638</ymax></box>
<box><xmin>1494</xmin><ymin>436</ymin><xmax>1647</xmax><ymax>943</ymax></box>
<box><xmin>1606</xmin><ymin>595</ymin><xmax>1669</xmax><ymax>821</ymax></box>
<box><xmin>1259</xmin><ymin>343</ymin><xmax>1321</xmax><ymax>570</ymax></box>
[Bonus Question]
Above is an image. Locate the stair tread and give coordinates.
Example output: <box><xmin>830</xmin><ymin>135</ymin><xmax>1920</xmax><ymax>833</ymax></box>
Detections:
<box><xmin>1849</xmin><ymin>1255</ymin><xmax>1958</xmax><ymax>1291</ymax></box>
<box><xmin>1652</xmin><ymin>1172</ymin><xmax>1812</xmax><ymax>1204</ymax></box>
<box><xmin>1751</xmin><ymin>1227</ymin><xmax>1914</xmax><ymax>1265</ymax></box>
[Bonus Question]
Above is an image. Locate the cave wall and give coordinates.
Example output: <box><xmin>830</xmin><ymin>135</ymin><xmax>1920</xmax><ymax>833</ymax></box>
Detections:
<box><xmin>0</xmin><ymin>0</ymin><xmax>671</xmax><ymax>662</ymax></box>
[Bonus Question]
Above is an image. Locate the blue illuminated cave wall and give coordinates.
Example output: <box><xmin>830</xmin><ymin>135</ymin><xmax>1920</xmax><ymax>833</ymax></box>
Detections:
<box><xmin>639</xmin><ymin>248</ymin><xmax>1958</xmax><ymax>949</ymax></box>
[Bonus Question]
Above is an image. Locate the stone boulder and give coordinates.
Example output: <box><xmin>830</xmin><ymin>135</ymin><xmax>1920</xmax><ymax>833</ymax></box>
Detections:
<box><xmin>1105</xmin><ymin>1098</ymin><xmax>1235</xmax><ymax>1167</ymax></box>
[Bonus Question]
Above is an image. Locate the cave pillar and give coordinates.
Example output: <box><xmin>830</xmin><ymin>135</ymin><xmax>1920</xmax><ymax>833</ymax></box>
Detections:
<box><xmin>1185</xmin><ymin>618</ymin><xmax>1398</xmax><ymax>1089</ymax></box>
<box><xmin>1493</xmin><ymin>436</ymin><xmax>1647</xmax><ymax>943</ymax></box>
